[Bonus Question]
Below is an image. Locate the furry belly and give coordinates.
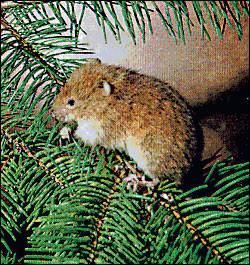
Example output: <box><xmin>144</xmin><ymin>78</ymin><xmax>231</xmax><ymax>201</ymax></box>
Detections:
<box><xmin>75</xmin><ymin>118</ymin><xmax>104</xmax><ymax>146</ymax></box>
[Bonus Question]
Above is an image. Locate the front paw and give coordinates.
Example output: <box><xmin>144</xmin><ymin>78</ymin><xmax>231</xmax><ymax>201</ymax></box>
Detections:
<box><xmin>59</xmin><ymin>126</ymin><xmax>71</xmax><ymax>140</ymax></box>
<box><xmin>59</xmin><ymin>126</ymin><xmax>72</xmax><ymax>146</ymax></box>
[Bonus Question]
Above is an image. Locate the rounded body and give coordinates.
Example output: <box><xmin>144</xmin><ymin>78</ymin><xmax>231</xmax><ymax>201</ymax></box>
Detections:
<box><xmin>52</xmin><ymin>59</ymin><xmax>201</xmax><ymax>185</ymax></box>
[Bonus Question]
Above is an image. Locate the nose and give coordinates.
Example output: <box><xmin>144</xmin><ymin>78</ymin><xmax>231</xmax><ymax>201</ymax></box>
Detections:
<box><xmin>50</xmin><ymin>106</ymin><xmax>70</xmax><ymax>120</ymax></box>
<box><xmin>58</xmin><ymin>108</ymin><xmax>69</xmax><ymax>115</ymax></box>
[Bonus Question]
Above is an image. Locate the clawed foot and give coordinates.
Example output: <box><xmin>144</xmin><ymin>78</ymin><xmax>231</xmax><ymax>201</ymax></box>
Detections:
<box><xmin>123</xmin><ymin>174</ymin><xmax>160</xmax><ymax>192</ymax></box>
<box><xmin>59</xmin><ymin>126</ymin><xmax>71</xmax><ymax>140</ymax></box>
<box><xmin>59</xmin><ymin>126</ymin><xmax>71</xmax><ymax>146</ymax></box>
<box><xmin>115</xmin><ymin>154</ymin><xmax>160</xmax><ymax>192</ymax></box>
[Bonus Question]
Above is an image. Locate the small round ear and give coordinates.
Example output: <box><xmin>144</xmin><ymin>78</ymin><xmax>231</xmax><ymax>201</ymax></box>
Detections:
<box><xmin>99</xmin><ymin>79</ymin><xmax>112</xmax><ymax>96</ymax></box>
<box><xmin>88</xmin><ymin>58</ymin><xmax>102</xmax><ymax>65</ymax></box>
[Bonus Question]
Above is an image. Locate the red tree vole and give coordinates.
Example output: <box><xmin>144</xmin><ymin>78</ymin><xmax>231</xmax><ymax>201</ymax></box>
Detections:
<box><xmin>52</xmin><ymin>59</ymin><xmax>201</xmax><ymax>191</ymax></box>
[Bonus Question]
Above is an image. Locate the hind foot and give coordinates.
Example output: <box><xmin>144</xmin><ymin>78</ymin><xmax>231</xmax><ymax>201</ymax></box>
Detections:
<box><xmin>123</xmin><ymin>174</ymin><xmax>160</xmax><ymax>192</ymax></box>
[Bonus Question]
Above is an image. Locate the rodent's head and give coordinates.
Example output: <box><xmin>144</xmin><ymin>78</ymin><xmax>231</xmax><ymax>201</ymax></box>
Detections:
<box><xmin>52</xmin><ymin>59</ymin><xmax>115</xmax><ymax>123</ymax></box>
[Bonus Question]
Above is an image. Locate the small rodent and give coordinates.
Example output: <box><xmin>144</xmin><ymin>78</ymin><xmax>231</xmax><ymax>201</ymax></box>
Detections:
<box><xmin>52</xmin><ymin>59</ymin><xmax>201</xmax><ymax>191</ymax></box>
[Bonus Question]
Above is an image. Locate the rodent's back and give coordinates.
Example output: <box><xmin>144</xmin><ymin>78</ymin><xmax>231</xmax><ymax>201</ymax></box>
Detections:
<box><xmin>87</xmin><ymin>61</ymin><xmax>199</xmax><ymax>182</ymax></box>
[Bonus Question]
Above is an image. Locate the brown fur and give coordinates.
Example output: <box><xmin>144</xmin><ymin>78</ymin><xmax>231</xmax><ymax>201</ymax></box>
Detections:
<box><xmin>52</xmin><ymin>59</ymin><xmax>201</xmax><ymax>185</ymax></box>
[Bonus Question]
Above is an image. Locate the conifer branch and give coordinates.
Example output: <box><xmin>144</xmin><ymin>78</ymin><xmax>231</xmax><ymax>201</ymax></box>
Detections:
<box><xmin>1</xmin><ymin>128</ymin><xmax>72</xmax><ymax>194</ymax></box>
<box><xmin>1</xmin><ymin>16</ymin><xmax>64</xmax><ymax>86</ymax></box>
<box><xmin>90</xmin><ymin>169</ymin><xmax>123</xmax><ymax>262</ymax></box>
<box><xmin>159</xmin><ymin>194</ymin><xmax>233</xmax><ymax>264</ymax></box>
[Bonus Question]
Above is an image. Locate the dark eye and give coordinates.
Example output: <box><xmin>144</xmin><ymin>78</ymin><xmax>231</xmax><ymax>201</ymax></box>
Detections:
<box><xmin>67</xmin><ymin>99</ymin><xmax>75</xmax><ymax>106</ymax></box>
